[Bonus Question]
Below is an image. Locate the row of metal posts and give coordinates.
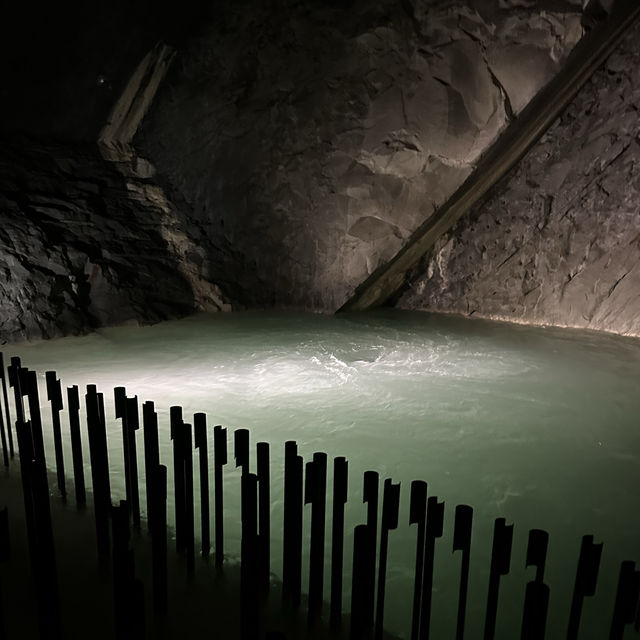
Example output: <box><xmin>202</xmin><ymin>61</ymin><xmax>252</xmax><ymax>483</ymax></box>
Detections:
<box><xmin>0</xmin><ymin>355</ymin><xmax>639</xmax><ymax>639</ymax></box>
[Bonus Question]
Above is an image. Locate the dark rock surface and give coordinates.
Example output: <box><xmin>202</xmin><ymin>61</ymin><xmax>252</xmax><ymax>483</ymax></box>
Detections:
<box><xmin>0</xmin><ymin>142</ymin><xmax>229</xmax><ymax>343</ymax></box>
<box><xmin>0</xmin><ymin>2</ymin><xmax>213</xmax><ymax>142</ymax></box>
<box><xmin>398</xmin><ymin>21</ymin><xmax>640</xmax><ymax>337</ymax></box>
<box><xmin>139</xmin><ymin>0</ymin><xmax>584</xmax><ymax>311</ymax></box>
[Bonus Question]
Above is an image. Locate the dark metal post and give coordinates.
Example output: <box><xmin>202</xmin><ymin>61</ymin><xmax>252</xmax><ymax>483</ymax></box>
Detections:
<box><xmin>282</xmin><ymin>440</ymin><xmax>303</xmax><ymax>609</ymax></box>
<box><xmin>484</xmin><ymin>518</ymin><xmax>514</xmax><ymax>640</ymax></box>
<box><xmin>305</xmin><ymin>452</ymin><xmax>327</xmax><ymax>628</ymax></box>
<box><xmin>142</xmin><ymin>401</ymin><xmax>160</xmax><ymax>531</ymax></box>
<box><xmin>151</xmin><ymin>465</ymin><xmax>168</xmax><ymax>615</ymax></box>
<box><xmin>213</xmin><ymin>425</ymin><xmax>227</xmax><ymax>569</ymax></box>
<box><xmin>183</xmin><ymin>421</ymin><xmax>195</xmax><ymax>576</ymax></box>
<box><xmin>567</xmin><ymin>535</ymin><xmax>602</xmax><ymax>640</ymax></box>
<box><xmin>256</xmin><ymin>441</ymin><xmax>270</xmax><ymax>593</ymax></box>
<box><xmin>409</xmin><ymin>480</ymin><xmax>428</xmax><ymax>640</ymax></box>
<box><xmin>241</xmin><ymin>472</ymin><xmax>260</xmax><ymax>640</ymax></box>
<box><xmin>125</xmin><ymin>396</ymin><xmax>141</xmax><ymax>529</ymax></box>
<box><xmin>45</xmin><ymin>371</ymin><xmax>65</xmax><ymax>497</ymax></box>
<box><xmin>419</xmin><ymin>497</ymin><xmax>444</xmax><ymax>640</ymax></box>
<box><xmin>330</xmin><ymin>456</ymin><xmax>348</xmax><ymax>631</ymax></box>
<box><xmin>521</xmin><ymin>529</ymin><xmax>550</xmax><ymax>640</ymax></box>
<box><xmin>234</xmin><ymin>428</ymin><xmax>250</xmax><ymax>475</ymax></box>
<box><xmin>194</xmin><ymin>413</ymin><xmax>211</xmax><ymax>558</ymax></box>
<box><xmin>453</xmin><ymin>505</ymin><xmax>473</xmax><ymax>640</ymax></box>
<box><xmin>170</xmin><ymin>406</ymin><xmax>185</xmax><ymax>553</ymax></box>
<box><xmin>67</xmin><ymin>386</ymin><xmax>86</xmax><ymax>505</ymax></box>
<box><xmin>375</xmin><ymin>479</ymin><xmax>400</xmax><ymax>640</ymax></box>
<box><xmin>86</xmin><ymin>385</ymin><xmax>112</xmax><ymax>561</ymax></box>
<box><xmin>609</xmin><ymin>561</ymin><xmax>640</xmax><ymax>640</ymax></box>
<box><xmin>363</xmin><ymin>471</ymin><xmax>379</xmax><ymax>631</ymax></box>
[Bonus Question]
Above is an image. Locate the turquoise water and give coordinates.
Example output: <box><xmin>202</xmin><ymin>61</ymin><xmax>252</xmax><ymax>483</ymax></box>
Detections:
<box><xmin>4</xmin><ymin>310</ymin><xmax>640</xmax><ymax>639</ymax></box>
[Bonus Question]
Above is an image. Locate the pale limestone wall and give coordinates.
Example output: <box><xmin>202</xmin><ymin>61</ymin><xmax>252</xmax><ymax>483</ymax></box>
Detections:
<box><xmin>398</xmin><ymin>21</ymin><xmax>640</xmax><ymax>337</ymax></box>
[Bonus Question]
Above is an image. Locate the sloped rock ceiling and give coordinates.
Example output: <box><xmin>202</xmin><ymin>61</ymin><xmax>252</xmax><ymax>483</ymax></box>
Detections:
<box><xmin>398</xmin><ymin>20</ymin><xmax>640</xmax><ymax>337</ymax></box>
<box><xmin>138</xmin><ymin>0</ymin><xmax>584</xmax><ymax>311</ymax></box>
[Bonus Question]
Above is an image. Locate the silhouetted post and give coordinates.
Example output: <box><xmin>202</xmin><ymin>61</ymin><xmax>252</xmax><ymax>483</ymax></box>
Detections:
<box><xmin>126</xmin><ymin>396</ymin><xmax>140</xmax><ymax>529</ymax></box>
<box><xmin>330</xmin><ymin>456</ymin><xmax>348</xmax><ymax>631</ymax></box>
<box><xmin>453</xmin><ymin>505</ymin><xmax>473</xmax><ymax>640</ymax></box>
<box><xmin>241</xmin><ymin>472</ymin><xmax>259</xmax><ymax>640</ymax></box>
<box><xmin>567</xmin><ymin>535</ymin><xmax>602</xmax><ymax>639</ymax></box>
<box><xmin>235</xmin><ymin>428</ymin><xmax>250</xmax><ymax>475</ymax></box>
<box><xmin>67</xmin><ymin>386</ymin><xmax>86</xmax><ymax>506</ymax></box>
<box><xmin>419</xmin><ymin>497</ymin><xmax>444</xmax><ymax>640</ymax></box>
<box><xmin>375</xmin><ymin>479</ymin><xmax>400</xmax><ymax>640</ymax></box>
<box><xmin>257</xmin><ymin>442</ymin><xmax>270</xmax><ymax>593</ymax></box>
<box><xmin>29</xmin><ymin>457</ymin><xmax>61</xmax><ymax>640</ymax></box>
<box><xmin>521</xmin><ymin>529</ymin><xmax>550</xmax><ymax>640</ymax></box>
<box><xmin>484</xmin><ymin>518</ymin><xmax>514</xmax><ymax>640</ymax></box>
<box><xmin>142</xmin><ymin>401</ymin><xmax>160</xmax><ymax>531</ymax></box>
<box><xmin>26</xmin><ymin>370</ymin><xmax>46</xmax><ymax>464</ymax></box>
<box><xmin>112</xmin><ymin>500</ymin><xmax>146</xmax><ymax>640</ymax></box>
<box><xmin>0</xmin><ymin>353</ymin><xmax>13</xmax><ymax>458</ymax></box>
<box><xmin>409</xmin><ymin>480</ymin><xmax>428</xmax><ymax>640</ymax></box>
<box><xmin>350</xmin><ymin>471</ymin><xmax>379</xmax><ymax>640</ymax></box>
<box><xmin>214</xmin><ymin>425</ymin><xmax>227</xmax><ymax>569</ymax></box>
<box><xmin>151</xmin><ymin>465</ymin><xmax>168</xmax><ymax>615</ymax></box>
<box><xmin>282</xmin><ymin>440</ymin><xmax>303</xmax><ymax>609</ymax></box>
<box><xmin>45</xmin><ymin>371</ymin><xmax>66</xmax><ymax>497</ymax></box>
<box><xmin>86</xmin><ymin>385</ymin><xmax>112</xmax><ymax>561</ymax></box>
<box><xmin>194</xmin><ymin>413</ymin><xmax>211</xmax><ymax>558</ymax></box>
<box><xmin>115</xmin><ymin>390</ymin><xmax>141</xmax><ymax>529</ymax></box>
<box><xmin>363</xmin><ymin>471</ymin><xmax>379</xmax><ymax>630</ymax></box>
<box><xmin>8</xmin><ymin>359</ymin><xmax>37</xmax><ymax>557</ymax></box>
<box><xmin>7</xmin><ymin>358</ymin><xmax>24</xmax><ymax>425</ymax></box>
<box><xmin>24</xmin><ymin>369</ymin><xmax>59</xmax><ymax>620</ymax></box>
<box><xmin>183</xmin><ymin>421</ymin><xmax>195</xmax><ymax>576</ymax></box>
<box><xmin>170</xmin><ymin>406</ymin><xmax>185</xmax><ymax>554</ymax></box>
<box><xmin>173</xmin><ymin>411</ymin><xmax>195</xmax><ymax>574</ymax></box>
<box><xmin>112</xmin><ymin>500</ymin><xmax>130</xmax><ymax>639</ymax></box>
<box><xmin>609</xmin><ymin>561</ymin><xmax>640</xmax><ymax>640</ymax></box>
<box><xmin>351</xmin><ymin>523</ymin><xmax>374</xmax><ymax>640</ymax></box>
<box><xmin>306</xmin><ymin>452</ymin><xmax>328</xmax><ymax>628</ymax></box>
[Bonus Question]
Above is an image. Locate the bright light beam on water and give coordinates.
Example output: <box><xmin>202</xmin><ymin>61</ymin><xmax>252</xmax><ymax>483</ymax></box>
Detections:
<box><xmin>6</xmin><ymin>309</ymin><xmax>640</xmax><ymax>639</ymax></box>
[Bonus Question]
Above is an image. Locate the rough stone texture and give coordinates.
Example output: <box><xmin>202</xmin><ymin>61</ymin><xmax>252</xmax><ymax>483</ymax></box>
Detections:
<box><xmin>139</xmin><ymin>0</ymin><xmax>584</xmax><ymax>311</ymax></box>
<box><xmin>0</xmin><ymin>143</ymin><xmax>229</xmax><ymax>343</ymax></box>
<box><xmin>398</xmin><ymin>20</ymin><xmax>640</xmax><ymax>337</ymax></box>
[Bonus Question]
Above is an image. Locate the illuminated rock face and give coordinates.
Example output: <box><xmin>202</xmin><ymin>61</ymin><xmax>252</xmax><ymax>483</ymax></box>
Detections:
<box><xmin>399</xmin><ymin>22</ymin><xmax>640</xmax><ymax>337</ymax></box>
<box><xmin>0</xmin><ymin>144</ymin><xmax>228</xmax><ymax>342</ymax></box>
<box><xmin>139</xmin><ymin>0</ymin><xmax>583</xmax><ymax>311</ymax></box>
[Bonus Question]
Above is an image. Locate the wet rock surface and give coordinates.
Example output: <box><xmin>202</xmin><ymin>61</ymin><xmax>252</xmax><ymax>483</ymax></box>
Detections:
<box><xmin>0</xmin><ymin>143</ymin><xmax>229</xmax><ymax>343</ymax></box>
<box><xmin>399</xmin><ymin>21</ymin><xmax>640</xmax><ymax>337</ymax></box>
<box><xmin>139</xmin><ymin>0</ymin><xmax>583</xmax><ymax>311</ymax></box>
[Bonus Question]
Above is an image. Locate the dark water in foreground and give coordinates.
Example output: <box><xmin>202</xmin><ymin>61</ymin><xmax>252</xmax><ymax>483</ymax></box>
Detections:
<box><xmin>5</xmin><ymin>310</ymin><xmax>640</xmax><ymax>639</ymax></box>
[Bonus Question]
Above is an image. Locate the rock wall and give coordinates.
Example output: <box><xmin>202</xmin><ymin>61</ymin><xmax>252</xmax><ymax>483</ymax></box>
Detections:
<box><xmin>138</xmin><ymin>0</ymin><xmax>584</xmax><ymax>311</ymax></box>
<box><xmin>398</xmin><ymin>20</ymin><xmax>640</xmax><ymax>337</ymax></box>
<box><xmin>0</xmin><ymin>143</ymin><xmax>228</xmax><ymax>343</ymax></box>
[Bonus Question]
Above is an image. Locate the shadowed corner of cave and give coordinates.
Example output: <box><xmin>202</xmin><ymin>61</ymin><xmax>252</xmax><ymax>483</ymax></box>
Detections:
<box><xmin>1</xmin><ymin>0</ymin><xmax>640</xmax><ymax>639</ymax></box>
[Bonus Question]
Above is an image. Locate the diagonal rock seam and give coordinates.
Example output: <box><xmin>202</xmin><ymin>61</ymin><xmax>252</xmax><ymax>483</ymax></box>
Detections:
<box><xmin>337</xmin><ymin>0</ymin><xmax>640</xmax><ymax>314</ymax></box>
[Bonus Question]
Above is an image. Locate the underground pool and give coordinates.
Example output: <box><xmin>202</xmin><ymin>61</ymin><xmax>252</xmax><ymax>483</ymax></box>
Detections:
<box><xmin>3</xmin><ymin>309</ymin><xmax>640</xmax><ymax>639</ymax></box>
